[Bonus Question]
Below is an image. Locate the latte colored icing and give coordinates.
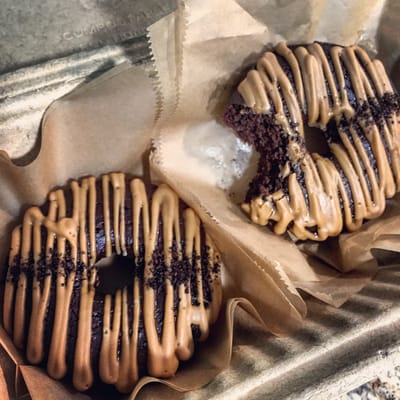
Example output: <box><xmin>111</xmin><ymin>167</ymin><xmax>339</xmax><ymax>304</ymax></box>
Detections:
<box><xmin>3</xmin><ymin>173</ymin><xmax>222</xmax><ymax>393</ymax></box>
<box><xmin>238</xmin><ymin>42</ymin><xmax>400</xmax><ymax>240</ymax></box>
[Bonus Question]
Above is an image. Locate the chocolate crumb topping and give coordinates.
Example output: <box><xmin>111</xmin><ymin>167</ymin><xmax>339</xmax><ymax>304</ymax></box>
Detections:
<box><xmin>2</xmin><ymin>173</ymin><xmax>222</xmax><ymax>393</ymax></box>
<box><xmin>224</xmin><ymin>41</ymin><xmax>400</xmax><ymax>241</ymax></box>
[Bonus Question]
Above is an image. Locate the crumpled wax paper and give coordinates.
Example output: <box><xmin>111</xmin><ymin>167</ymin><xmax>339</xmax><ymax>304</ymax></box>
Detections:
<box><xmin>149</xmin><ymin>0</ymin><xmax>400</xmax><ymax>309</ymax></box>
<box><xmin>0</xmin><ymin>0</ymin><xmax>399</xmax><ymax>398</ymax></box>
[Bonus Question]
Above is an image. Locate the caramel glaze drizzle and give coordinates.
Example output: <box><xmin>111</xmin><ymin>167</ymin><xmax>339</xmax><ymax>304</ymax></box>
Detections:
<box><xmin>3</xmin><ymin>173</ymin><xmax>222</xmax><ymax>393</ymax></box>
<box><xmin>238</xmin><ymin>42</ymin><xmax>400</xmax><ymax>240</ymax></box>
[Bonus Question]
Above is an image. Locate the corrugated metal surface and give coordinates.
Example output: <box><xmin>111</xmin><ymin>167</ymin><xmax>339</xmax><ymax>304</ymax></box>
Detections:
<box><xmin>0</xmin><ymin>41</ymin><xmax>150</xmax><ymax>164</ymax></box>
<box><xmin>188</xmin><ymin>265</ymin><xmax>400</xmax><ymax>399</ymax></box>
<box><xmin>1</xmin><ymin>2</ymin><xmax>400</xmax><ymax>399</ymax></box>
<box><xmin>0</xmin><ymin>0</ymin><xmax>175</xmax><ymax>74</ymax></box>
<box><xmin>0</xmin><ymin>0</ymin><xmax>175</xmax><ymax>164</ymax></box>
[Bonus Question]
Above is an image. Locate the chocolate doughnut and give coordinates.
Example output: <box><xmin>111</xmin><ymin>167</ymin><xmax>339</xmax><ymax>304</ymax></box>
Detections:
<box><xmin>224</xmin><ymin>42</ymin><xmax>400</xmax><ymax>241</ymax></box>
<box><xmin>2</xmin><ymin>172</ymin><xmax>222</xmax><ymax>393</ymax></box>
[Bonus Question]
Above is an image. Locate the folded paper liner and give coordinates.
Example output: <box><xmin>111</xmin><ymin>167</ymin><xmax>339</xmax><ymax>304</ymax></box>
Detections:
<box><xmin>0</xmin><ymin>0</ymin><xmax>399</xmax><ymax>399</ymax></box>
<box><xmin>150</xmin><ymin>0</ymin><xmax>400</xmax><ymax>305</ymax></box>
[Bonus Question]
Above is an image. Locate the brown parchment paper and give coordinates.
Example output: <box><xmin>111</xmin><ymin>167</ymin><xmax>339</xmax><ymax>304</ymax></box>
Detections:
<box><xmin>0</xmin><ymin>64</ymin><xmax>155</xmax><ymax>399</ymax></box>
<box><xmin>150</xmin><ymin>0</ymin><xmax>400</xmax><ymax>311</ymax></box>
<box><xmin>0</xmin><ymin>0</ymin><xmax>400</xmax><ymax>399</ymax></box>
<box><xmin>0</xmin><ymin>47</ymin><xmax>291</xmax><ymax>399</ymax></box>
<box><xmin>0</xmin><ymin>63</ymin><xmax>157</xmax><ymax>270</ymax></box>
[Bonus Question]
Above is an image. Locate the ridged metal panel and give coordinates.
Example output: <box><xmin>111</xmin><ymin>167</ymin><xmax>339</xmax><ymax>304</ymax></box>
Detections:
<box><xmin>0</xmin><ymin>0</ymin><xmax>175</xmax><ymax>164</ymax></box>
<box><xmin>0</xmin><ymin>0</ymin><xmax>175</xmax><ymax>74</ymax></box>
<box><xmin>184</xmin><ymin>266</ymin><xmax>400</xmax><ymax>400</ymax></box>
<box><xmin>1</xmin><ymin>2</ymin><xmax>400</xmax><ymax>399</ymax></box>
<box><xmin>0</xmin><ymin>40</ymin><xmax>151</xmax><ymax>164</ymax></box>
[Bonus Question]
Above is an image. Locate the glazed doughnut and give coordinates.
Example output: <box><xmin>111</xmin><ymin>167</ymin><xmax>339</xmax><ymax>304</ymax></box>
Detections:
<box><xmin>2</xmin><ymin>172</ymin><xmax>222</xmax><ymax>393</ymax></box>
<box><xmin>224</xmin><ymin>42</ymin><xmax>400</xmax><ymax>241</ymax></box>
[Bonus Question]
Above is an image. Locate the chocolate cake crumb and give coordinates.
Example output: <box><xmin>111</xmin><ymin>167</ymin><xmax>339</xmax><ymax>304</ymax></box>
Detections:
<box><xmin>224</xmin><ymin>104</ymin><xmax>292</xmax><ymax>201</ymax></box>
<box><xmin>3</xmin><ymin>174</ymin><xmax>222</xmax><ymax>393</ymax></box>
<box><xmin>224</xmin><ymin>42</ymin><xmax>400</xmax><ymax>238</ymax></box>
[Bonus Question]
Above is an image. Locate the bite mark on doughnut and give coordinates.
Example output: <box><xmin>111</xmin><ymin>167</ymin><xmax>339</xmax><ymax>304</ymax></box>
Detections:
<box><xmin>224</xmin><ymin>42</ymin><xmax>400</xmax><ymax>240</ymax></box>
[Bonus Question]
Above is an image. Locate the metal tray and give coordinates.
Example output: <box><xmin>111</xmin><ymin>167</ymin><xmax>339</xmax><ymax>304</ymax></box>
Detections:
<box><xmin>1</xmin><ymin>2</ymin><xmax>400</xmax><ymax>399</ymax></box>
<box><xmin>191</xmin><ymin>265</ymin><xmax>400</xmax><ymax>400</ymax></box>
<box><xmin>0</xmin><ymin>0</ymin><xmax>175</xmax><ymax>164</ymax></box>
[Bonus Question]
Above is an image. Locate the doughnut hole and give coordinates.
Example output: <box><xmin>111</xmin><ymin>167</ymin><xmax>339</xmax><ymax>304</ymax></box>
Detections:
<box><xmin>95</xmin><ymin>254</ymin><xmax>135</xmax><ymax>295</ymax></box>
<box><xmin>304</xmin><ymin>125</ymin><xmax>330</xmax><ymax>157</ymax></box>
